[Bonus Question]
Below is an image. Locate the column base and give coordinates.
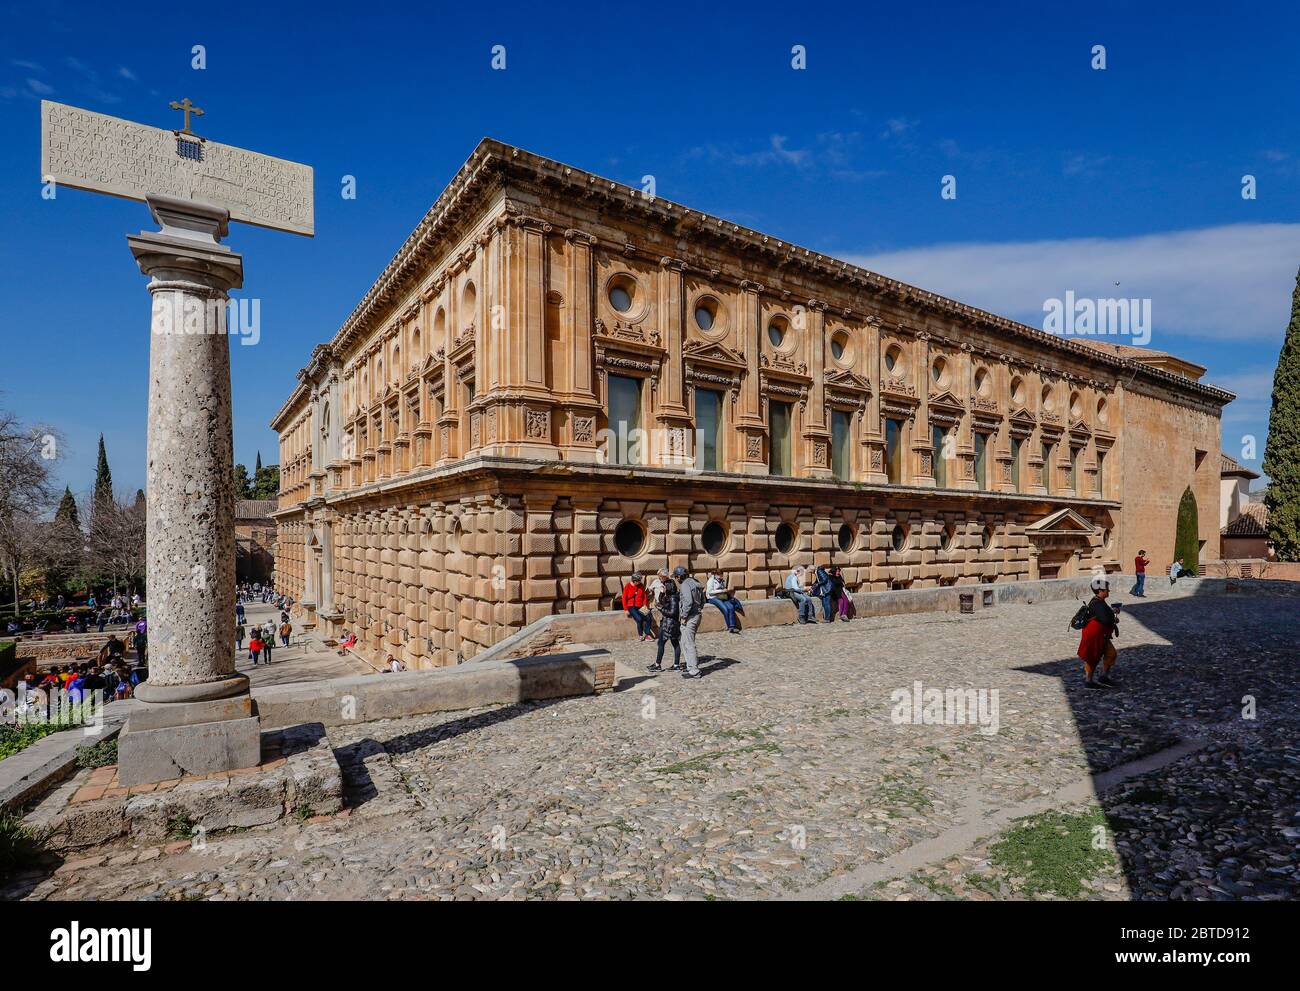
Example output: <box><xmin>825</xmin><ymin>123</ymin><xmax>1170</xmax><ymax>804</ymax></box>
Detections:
<box><xmin>118</xmin><ymin>694</ymin><xmax>261</xmax><ymax>787</ymax></box>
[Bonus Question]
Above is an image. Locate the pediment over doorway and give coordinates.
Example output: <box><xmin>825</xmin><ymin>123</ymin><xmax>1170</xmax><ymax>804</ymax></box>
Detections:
<box><xmin>1025</xmin><ymin>507</ymin><xmax>1095</xmax><ymax>535</ymax></box>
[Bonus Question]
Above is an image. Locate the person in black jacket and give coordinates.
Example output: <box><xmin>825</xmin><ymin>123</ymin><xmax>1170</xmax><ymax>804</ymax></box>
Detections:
<box><xmin>648</xmin><ymin>575</ymin><xmax>682</xmax><ymax>672</ymax></box>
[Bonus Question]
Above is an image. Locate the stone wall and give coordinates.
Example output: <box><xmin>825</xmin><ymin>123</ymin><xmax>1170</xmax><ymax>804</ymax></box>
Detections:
<box><xmin>1117</xmin><ymin>385</ymin><xmax>1223</xmax><ymax>572</ymax></box>
<box><xmin>283</xmin><ymin>467</ymin><xmax>1116</xmax><ymax>670</ymax></box>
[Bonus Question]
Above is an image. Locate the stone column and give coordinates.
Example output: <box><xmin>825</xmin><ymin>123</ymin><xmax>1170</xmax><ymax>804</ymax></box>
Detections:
<box><xmin>119</xmin><ymin>195</ymin><xmax>259</xmax><ymax>786</ymax></box>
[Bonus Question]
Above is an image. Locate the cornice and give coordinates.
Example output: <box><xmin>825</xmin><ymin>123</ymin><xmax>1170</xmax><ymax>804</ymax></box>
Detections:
<box><xmin>279</xmin><ymin>138</ymin><xmax>1234</xmax><ymax>435</ymax></box>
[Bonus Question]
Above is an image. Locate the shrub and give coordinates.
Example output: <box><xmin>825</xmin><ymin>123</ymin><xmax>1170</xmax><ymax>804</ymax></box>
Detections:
<box><xmin>0</xmin><ymin>812</ymin><xmax>43</xmax><ymax>880</ymax></box>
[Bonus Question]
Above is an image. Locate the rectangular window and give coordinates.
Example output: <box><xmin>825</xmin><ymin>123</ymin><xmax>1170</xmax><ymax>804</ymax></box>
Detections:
<box><xmin>769</xmin><ymin>401</ymin><xmax>793</xmax><ymax>476</ymax></box>
<box><xmin>696</xmin><ymin>389</ymin><xmax>723</xmax><ymax>472</ymax></box>
<box><xmin>831</xmin><ymin>409</ymin><xmax>852</xmax><ymax>481</ymax></box>
<box><xmin>1070</xmin><ymin>446</ymin><xmax>1080</xmax><ymax>492</ymax></box>
<box><xmin>1042</xmin><ymin>441</ymin><xmax>1054</xmax><ymax>493</ymax></box>
<box><xmin>974</xmin><ymin>432</ymin><xmax>989</xmax><ymax>490</ymax></box>
<box><xmin>1010</xmin><ymin>437</ymin><xmax>1022</xmax><ymax>492</ymax></box>
<box><xmin>1096</xmin><ymin>449</ymin><xmax>1106</xmax><ymax>496</ymax></box>
<box><xmin>931</xmin><ymin>425</ymin><xmax>947</xmax><ymax>487</ymax></box>
<box><xmin>607</xmin><ymin>374</ymin><xmax>643</xmax><ymax>466</ymax></box>
<box><xmin>885</xmin><ymin>418</ymin><xmax>903</xmax><ymax>484</ymax></box>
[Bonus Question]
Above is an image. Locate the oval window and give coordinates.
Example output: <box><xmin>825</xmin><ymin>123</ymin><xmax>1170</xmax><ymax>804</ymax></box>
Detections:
<box><xmin>702</xmin><ymin>520</ymin><xmax>727</xmax><ymax>556</ymax></box>
<box><xmin>884</xmin><ymin>344</ymin><xmax>904</xmax><ymax>376</ymax></box>
<box><xmin>981</xmin><ymin>524</ymin><xmax>994</xmax><ymax>549</ymax></box>
<box><xmin>931</xmin><ymin>357</ymin><xmax>946</xmax><ymax>385</ymax></box>
<box><xmin>767</xmin><ymin>318</ymin><xmax>788</xmax><ymax>348</ymax></box>
<box><xmin>614</xmin><ymin>519</ymin><xmax>645</xmax><ymax>557</ymax></box>
<box><xmin>695</xmin><ymin>300</ymin><xmax>716</xmax><ymax>331</ymax></box>
<box><xmin>891</xmin><ymin>524</ymin><xmax>907</xmax><ymax>551</ymax></box>
<box><xmin>830</xmin><ymin>331</ymin><xmax>849</xmax><ymax>362</ymax></box>
<box><xmin>774</xmin><ymin>522</ymin><xmax>796</xmax><ymax>555</ymax></box>
<box><xmin>941</xmin><ymin>524</ymin><xmax>955</xmax><ymax>551</ymax></box>
<box><xmin>609</xmin><ymin>285</ymin><xmax>632</xmax><ymax>313</ymax></box>
<box><xmin>837</xmin><ymin>523</ymin><xmax>854</xmax><ymax>552</ymax></box>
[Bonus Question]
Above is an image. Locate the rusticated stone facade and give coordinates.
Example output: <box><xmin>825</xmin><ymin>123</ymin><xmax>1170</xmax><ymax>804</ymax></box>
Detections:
<box><xmin>271</xmin><ymin>139</ymin><xmax>1234</xmax><ymax>669</ymax></box>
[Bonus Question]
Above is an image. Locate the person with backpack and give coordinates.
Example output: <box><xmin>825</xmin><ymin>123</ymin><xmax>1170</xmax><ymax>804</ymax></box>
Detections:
<box><xmin>1075</xmin><ymin>576</ymin><xmax>1121</xmax><ymax>689</ymax></box>
<box><xmin>279</xmin><ymin>619</ymin><xmax>292</xmax><ymax>647</ymax></box>
<box><xmin>675</xmin><ymin>566</ymin><xmax>706</xmax><ymax>680</ymax></box>
<box><xmin>647</xmin><ymin>571</ymin><xmax>682</xmax><ymax>672</ymax></box>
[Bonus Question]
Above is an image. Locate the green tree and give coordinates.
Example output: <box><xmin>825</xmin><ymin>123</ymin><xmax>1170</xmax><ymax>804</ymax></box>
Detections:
<box><xmin>55</xmin><ymin>486</ymin><xmax>79</xmax><ymax>530</ymax></box>
<box><xmin>43</xmin><ymin>487</ymin><xmax>84</xmax><ymax>597</ymax></box>
<box><xmin>1263</xmin><ymin>266</ymin><xmax>1300</xmax><ymax>561</ymax></box>
<box><xmin>251</xmin><ymin>464</ymin><xmax>280</xmax><ymax>500</ymax></box>
<box><xmin>255</xmin><ymin>450</ymin><xmax>263</xmax><ymax>472</ymax></box>
<box><xmin>1174</xmin><ymin>486</ymin><xmax>1199</xmax><ymax>572</ymax></box>
<box><xmin>233</xmin><ymin>463</ymin><xmax>253</xmax><ymax>500</ymax></box>
<box><xmin>92</xmin><ymin>434</ymin><xmax>113</xmax><ymax>507</ymax></box>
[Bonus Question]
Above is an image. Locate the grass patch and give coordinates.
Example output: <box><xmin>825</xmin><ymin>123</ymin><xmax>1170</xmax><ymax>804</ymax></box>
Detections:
<box><xmin>912</xmin><ymin>871</ymin><xmax>957</xmax><ymax>898</ymax></box>
<box><xmin>651</xmin><ymin>742</ymin><xmax>781</xmax><ymax>775</ymax></box>
<box><xmin>76</xmin><ymin>737</ymin><xmax>118</xmax><ymax>769</ymax></box>
<box><xmin>714</xmin><ymin>725</ymin><xmax>774</xmax><ymax>741</ymax></box>
<box><xmin>294</xmin><ymin>804</ymin><xmax>316</xmax><ymax>822</ymax></box>
<box><xmin>167</xmin><ymin>812</ymin><xmax>197</xmax><ymax>840</ymax></box>
<box><xmin>592</xmin><ymin>818</ymin><xmax>637</xmax><ymax>834</ymax></box>
<box><xmin>0</xmin><ymin>721</ymin><xmax>70</xmax><ymax>761</ymax></box>
<box><xmin>989</xmin><ymin>807</ymin><xmax>1115</xmax><ymax>899</ymax></box>
<box><xmin>0</xmin><ymin>812</ymin><xmax>44</xmax><ymax>880</ymax></box>
<box><xmin>875</xmin><ymin>773</ymin><xmax>933</xmax><ymax>813</ymax></box>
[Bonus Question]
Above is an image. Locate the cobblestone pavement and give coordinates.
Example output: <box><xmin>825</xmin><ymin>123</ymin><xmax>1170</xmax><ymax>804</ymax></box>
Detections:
<box><xmin>10</xmin><ymin>580</ymin><xmax>1298</xmax><ymax>901</ymax></box>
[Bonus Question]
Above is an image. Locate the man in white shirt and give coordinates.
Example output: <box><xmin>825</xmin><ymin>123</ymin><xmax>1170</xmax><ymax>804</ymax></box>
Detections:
<box><xmin>784</xmin><ymin>566</ymin><xmax>817</xmax><ymax>623</ymax></box>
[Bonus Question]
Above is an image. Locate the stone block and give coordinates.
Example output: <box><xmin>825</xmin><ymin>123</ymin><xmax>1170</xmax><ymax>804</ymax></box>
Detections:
<box><xmin>118</xmin><ymin>708</ymin><xmax>262</xmax><ymax>787</ymax></box>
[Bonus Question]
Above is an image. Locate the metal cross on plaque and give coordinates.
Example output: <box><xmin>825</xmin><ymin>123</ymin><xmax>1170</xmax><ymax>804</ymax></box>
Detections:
<box><xmin>40</xmin><ymin>98</ymin><xmax>314</xmax><ymax>236</ymax></box>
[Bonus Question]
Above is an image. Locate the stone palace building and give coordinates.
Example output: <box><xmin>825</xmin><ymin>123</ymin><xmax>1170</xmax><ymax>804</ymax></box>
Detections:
<box><xmin>271</xmin><ymin>139</ymin><xmax>1233</xmax><ymax>668</ymax></box>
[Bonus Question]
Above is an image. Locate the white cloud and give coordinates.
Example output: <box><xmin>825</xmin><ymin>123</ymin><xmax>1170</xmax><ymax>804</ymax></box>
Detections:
<box><xmin>848</xmin><ymin>223</ymin><xmax>1300</xmax><ymax>342</ymax></box>
<box><xmin>26</xmin><ymin>77</ymin><xmax>54</xmax><ymax>95</ymax></box>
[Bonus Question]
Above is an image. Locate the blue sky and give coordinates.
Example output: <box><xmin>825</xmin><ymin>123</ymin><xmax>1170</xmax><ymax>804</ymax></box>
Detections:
<box><xmin>2</xmin><ymin>0</ymin><xmax>1296</xmax><ymax>499</ymax></box>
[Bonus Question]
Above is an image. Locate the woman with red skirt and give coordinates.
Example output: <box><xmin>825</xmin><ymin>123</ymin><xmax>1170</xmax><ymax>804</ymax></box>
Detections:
<box><xmin>1078</xmin><ymin>577</ymin><xmax>1120</xmax><ymax>689</ymax></box>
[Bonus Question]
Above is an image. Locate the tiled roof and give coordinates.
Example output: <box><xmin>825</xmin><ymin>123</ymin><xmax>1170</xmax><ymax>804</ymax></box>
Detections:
<box><xmin>1220</xmin><ymin>452</ymin><xmax>1261</xmax><ymax>479</ymax></box>
<box><xmin>1221</xmin><ymin>501</ymin><xmax>1269</xmax><ymax>537</ymax></box>
<box><xmin>236</xmin><ymin>500</ymin><xmax>278</xmax><ymax>521</ymax></box>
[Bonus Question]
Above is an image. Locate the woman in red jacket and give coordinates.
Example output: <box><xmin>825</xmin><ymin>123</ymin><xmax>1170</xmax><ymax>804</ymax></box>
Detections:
<box><xmin>621</xmin><ymin>572</ymin><xmax>653</xmax><ymax>640</ymax></box>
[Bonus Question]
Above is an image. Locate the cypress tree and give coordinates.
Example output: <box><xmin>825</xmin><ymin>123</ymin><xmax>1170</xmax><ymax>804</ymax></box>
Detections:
<box><xmin>1263</xmin><ymin>266</ymin><xmax>1300</xmax><ymax>561</ymax></box>
<box><xmin>255</xmin><ymin>450</ymin><xmax>263</xmax><ymax>472</ymax></box>
<box><xmin>1174</xmin><ymin>486</ymin><xmax>1199</xmax><ymax>571</ymax></box>
<box><xmin>54</xmin><ymin>486</ymin><xmax>80</xmax><ymax>530</ymax></box>
<box><xmin>93</xmin><ymin>434</ymin><xmax>113</xmax><ymax>506</ymax></box>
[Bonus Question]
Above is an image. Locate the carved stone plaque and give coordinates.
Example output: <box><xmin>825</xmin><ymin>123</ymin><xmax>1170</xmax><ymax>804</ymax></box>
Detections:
<box><xmin>41</xmin><ymin>100</ymin><xmax>314</xmax><ymax>236</ymax></box>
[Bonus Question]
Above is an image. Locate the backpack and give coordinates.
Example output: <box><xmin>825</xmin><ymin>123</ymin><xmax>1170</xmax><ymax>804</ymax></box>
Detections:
<box><xmin>1069</xmin><ymin>601</ymin><xmax>1091</xmax><ymax>631</ymax></box>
